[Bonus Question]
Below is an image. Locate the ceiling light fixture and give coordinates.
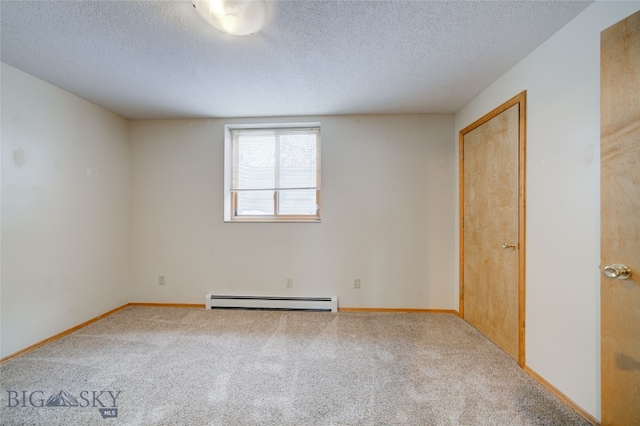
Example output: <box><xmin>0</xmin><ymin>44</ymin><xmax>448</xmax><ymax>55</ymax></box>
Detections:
<box><xmin>192</xmin><ymin>0</ymin><xmax>266</xmax><ymax>36</ymax></box>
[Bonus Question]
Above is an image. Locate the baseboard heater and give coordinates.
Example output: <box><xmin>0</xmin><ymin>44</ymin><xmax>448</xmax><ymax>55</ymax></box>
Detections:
<box><xmin>206</xmin><ymin>294</ymin><xmax>338</xmax><ymax>312</ymax></box>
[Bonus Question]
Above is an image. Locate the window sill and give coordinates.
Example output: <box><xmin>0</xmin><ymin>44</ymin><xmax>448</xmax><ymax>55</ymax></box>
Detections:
<box><xmin>225</xmin><ymin>217</ymin><xmax>321</xmax><ymax>223</ymax></box>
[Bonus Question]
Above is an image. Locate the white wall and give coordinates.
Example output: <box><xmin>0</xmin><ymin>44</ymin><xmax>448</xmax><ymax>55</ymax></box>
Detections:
<box><xmin>0</xmin><ymin>63</ymin><xmax>131</xmax><ymax>358</ymax></box>
<box><xmin>454</xmin><ymin>1</ymin><xmax>640</xmax><ymax>420</ymax></box>
<box><xmin>129</xmin><ymin>115</ymin><xmax>456</xmax><ymax>309</ymax></box>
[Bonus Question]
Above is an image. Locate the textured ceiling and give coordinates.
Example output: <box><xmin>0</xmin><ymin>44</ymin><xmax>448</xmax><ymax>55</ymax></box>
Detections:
<box><xmin>1</xmin><ymin>1</ymin><xmax>593</xmax><ymax>120</ymax></box>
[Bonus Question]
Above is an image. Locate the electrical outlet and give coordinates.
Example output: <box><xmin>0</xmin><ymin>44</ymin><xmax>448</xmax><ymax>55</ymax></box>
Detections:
<box><xmin>354</xmin><ymin>278</ymin><xmax>361</xmax><ymax>289</ymax></box>
<box><xmin>159</xmin><ymin>275</ymin><xmax>166</xmax><ymax>286</ymax></box>
<box><xmin>286</xmin><ymin>277</ymin><xmax>293</xmax><ymax>288</ymax></box>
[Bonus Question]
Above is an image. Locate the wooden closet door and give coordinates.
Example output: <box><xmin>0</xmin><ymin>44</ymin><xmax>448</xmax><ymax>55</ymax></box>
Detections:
<box><xmin>460</xmin><ymin>92</ymin><xmax>526</xmax><ymax>364</ymax></box>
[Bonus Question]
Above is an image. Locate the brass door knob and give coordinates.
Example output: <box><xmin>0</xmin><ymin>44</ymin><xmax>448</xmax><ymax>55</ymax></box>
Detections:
<box><xmin>603</xmin><ymin>264</ymin><xmax>632</xmax><ymax>280</ymax></box>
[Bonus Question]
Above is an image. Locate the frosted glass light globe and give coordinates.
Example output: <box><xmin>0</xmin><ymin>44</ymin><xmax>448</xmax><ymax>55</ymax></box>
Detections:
<box><xmin>193</xmin><ymin>0</ymin><xmax>266</xmax><ymax>36</ymax></box>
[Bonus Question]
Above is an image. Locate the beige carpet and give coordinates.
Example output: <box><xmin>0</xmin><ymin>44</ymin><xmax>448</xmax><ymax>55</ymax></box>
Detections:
<box><xmin>1</xmin><ymin>307</ymin><xmax>590</xmax><ymax>425</ymax></box>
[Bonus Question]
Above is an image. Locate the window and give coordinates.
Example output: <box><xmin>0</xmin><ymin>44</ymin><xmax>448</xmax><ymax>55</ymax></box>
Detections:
<box><xmin>224</xmin><ymin>124</ymin><xmax>321</xmax><ymax>222</ymax></box>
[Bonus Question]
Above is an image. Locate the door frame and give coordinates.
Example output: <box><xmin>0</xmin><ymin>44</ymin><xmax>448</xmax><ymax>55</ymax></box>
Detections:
<box><xmin>459</xmin><ymin>91</ymin><xmax>527</xmax><ymax>367</ymax></box>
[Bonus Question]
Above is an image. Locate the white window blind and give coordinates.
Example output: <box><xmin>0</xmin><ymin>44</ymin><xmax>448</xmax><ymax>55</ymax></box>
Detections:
<box><xmin>229</xmin><ymin>126</ymin><xmax>321</xmax><ymax>220</ymax></box>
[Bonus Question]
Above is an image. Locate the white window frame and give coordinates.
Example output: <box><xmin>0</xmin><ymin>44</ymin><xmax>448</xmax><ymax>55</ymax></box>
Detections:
<box><xmin>224</xmin><ymin>122</ymin><xmax>321</xmax><ymax>223</ymax></box>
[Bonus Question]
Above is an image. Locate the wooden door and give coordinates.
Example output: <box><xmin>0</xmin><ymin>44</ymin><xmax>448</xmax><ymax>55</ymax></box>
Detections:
<box><xmin>460</xmin><ymin>92</ymin><xmax>526</xmax><ymax>366</ymax></box>
<box><xmin>600</xmin><ymin>10</ymin><xmax>640</xmax><ymax>425</ymax></box>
